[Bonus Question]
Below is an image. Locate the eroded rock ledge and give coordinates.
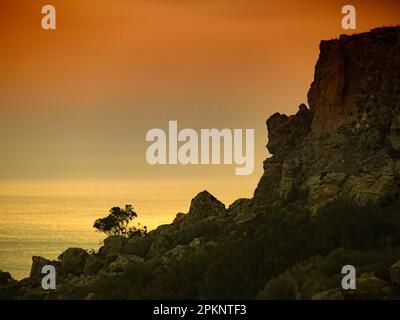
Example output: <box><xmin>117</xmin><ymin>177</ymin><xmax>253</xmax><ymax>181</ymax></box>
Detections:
<box><xmin>254</xmin><ymin>26</ymin><xmax>400</xmax><ymax>212</ymax></box>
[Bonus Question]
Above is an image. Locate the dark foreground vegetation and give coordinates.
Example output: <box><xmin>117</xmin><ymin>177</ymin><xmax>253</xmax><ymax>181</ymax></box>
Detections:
<box><xmin>3</xmin><ymin>192</ymin><xmax>399</xmax><ymax>300</ymax></box>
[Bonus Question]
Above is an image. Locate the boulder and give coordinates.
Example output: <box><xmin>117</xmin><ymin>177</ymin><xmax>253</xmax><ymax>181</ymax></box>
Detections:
<box><xmin>309</xmin><ymin>27</ymin><xmax>400</xmax><ymax>134</ymax></box>
<box><xmin>187</xmin><ymin>191</ymin><xmax>226</xmax><ymax>221</ymax></box>
<box><xmin>30</xmin><ymin>256</ymin><xmax>53</xmax><ymax>278</ymax></box>
<box><xmin>59</xmin><ymin>248</ymin><xmax>89</xmax><ymax>276</ymax></box>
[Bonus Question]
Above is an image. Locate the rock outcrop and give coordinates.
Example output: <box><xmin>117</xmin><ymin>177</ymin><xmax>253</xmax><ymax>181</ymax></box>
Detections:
<box><xmin>254</xmin><ymin>26</ymin><xmax>400</xmax><ymax>213</ymax></box>
<box><xmin>0</xmin><ymin>270</ymin><xmax>13</xmax><ymax>287</ymax></box>
<box><xmin>59</xmin><ymin>248</ymin><xmax>89</xmax><ymax>276</ymax></box>
<box><xmin>173</xmin><ymin>190</ymin><xmax>227</xmax><ymax>223</ymax></box>
<box><xmin>30</xmin><ymin>256</ymin><xmax>54</xmax><ymax>278</ymax></box>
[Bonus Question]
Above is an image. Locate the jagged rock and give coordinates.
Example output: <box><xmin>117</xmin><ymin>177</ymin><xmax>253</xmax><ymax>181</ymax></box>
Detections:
<box><xmin>59</xmin><ymin>248</ymin><xmax>89</xmax><ymax>276</ymax></box>
<box><xmin>309</xmin><ymin>27</ymin><xmax>400</xmax><ymax>134</ymax></box>
<box><xmin>30</xmin><ymin>256</ymin><xmax>53</xmax><ymax>278</ymax></box>
<box><xmin>254</xmin><ymin>26</ymin><xmax>400</xmax><ymax>212</ymax></box>
<box><xmin>187</xmin><ymin>191</ymin><xmax>226</xmax><ymax>221</ymax></box>
<box><xmin>389</xmin><ymin>260</ymin><xmax>400</xmax><ymax>285</ymax></box>
<box><xmin>170</xmin><ymin>191</ymin><xmax>227</xmax><ymax>225</ymax></box>
<box><xmin>267</xmin><ymin>104</ymin><xmax>313</xmax><ymax>154</ymax></box>
<box><xmin>154</xmin><ymin>224</ymin><xmax>177</xmax><ymax>235</ymax></box>
<box><xmin>0</xmin><ymin>270</ymin><xmax>13</xmax><ymax>286</ymax></box>
<box><xmin>173</xmin><ymin>212</ymin><xmax>186</xmax><ymax>224</ymax></box>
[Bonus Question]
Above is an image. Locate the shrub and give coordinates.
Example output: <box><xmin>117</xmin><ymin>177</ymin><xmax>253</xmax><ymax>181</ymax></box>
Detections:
<box><xmin>93</xmin><ymin>205</ymin><xmax>147</xmax><ymax>237</ymax></box>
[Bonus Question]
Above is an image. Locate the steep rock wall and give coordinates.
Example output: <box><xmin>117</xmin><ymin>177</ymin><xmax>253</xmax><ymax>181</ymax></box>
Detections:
<box><xmin>254</xmin><ymin>27</ymin><xmax>400</xmax><ymax>212</ymax></box>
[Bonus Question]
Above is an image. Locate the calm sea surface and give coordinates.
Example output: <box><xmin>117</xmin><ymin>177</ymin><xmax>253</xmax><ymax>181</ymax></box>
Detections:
<box><xmin>0</xmin><ymin>179</ymin><xmax>254</xmax><ymax>279</ymax></box>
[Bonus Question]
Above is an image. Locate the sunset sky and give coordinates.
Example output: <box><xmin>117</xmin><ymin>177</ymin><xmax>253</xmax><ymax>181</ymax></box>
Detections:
<box><xmin>0</xmin><ymin>0</ymin><xmax>399</xmax><ymax>184</ymax></box>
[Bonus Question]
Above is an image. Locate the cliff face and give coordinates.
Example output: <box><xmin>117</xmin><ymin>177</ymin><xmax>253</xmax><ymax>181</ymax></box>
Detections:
<box><xmin>254</xmin><ymin>26</ymin><xmax>400</xmax><ymax>212</ymax></box>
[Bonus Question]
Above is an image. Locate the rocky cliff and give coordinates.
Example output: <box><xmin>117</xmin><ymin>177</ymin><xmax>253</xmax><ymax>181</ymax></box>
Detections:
<box><xmin>254</xmin><ymin>26</ymin><xmax>400</xmax><ymax>213</ymax></box>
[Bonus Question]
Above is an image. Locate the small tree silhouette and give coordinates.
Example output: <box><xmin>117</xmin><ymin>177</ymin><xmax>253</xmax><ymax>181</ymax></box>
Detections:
<box><xmin>93</xmin><ymin>204</ymin><xmax>147</xmax><ymax>237</ymax></box>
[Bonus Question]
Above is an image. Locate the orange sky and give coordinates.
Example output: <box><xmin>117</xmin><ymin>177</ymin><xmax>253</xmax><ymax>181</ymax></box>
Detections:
<box><xmin>0</xmin><ymin>0</ymin><xmax>399</xmax><ymax>183</ymax></box>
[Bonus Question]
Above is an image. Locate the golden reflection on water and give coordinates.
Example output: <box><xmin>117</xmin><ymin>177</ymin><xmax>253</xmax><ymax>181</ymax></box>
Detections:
<box><xmin>0</xmin><ymin>178</ymin><xmax>256</xmax><ymax>279</ymax></box>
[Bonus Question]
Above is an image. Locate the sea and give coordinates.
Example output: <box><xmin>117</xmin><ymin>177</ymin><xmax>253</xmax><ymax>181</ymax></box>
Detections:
<box><xmin>0</xmin><ymin>178</ymin><xmax>255</xmax><ymax>279</ymax></box>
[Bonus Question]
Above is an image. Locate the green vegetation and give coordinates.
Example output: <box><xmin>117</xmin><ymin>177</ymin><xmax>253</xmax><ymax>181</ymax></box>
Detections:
<box><xmin>6</xmin><ymin>199</ymin><xmax>400</xmax><ymax>300</ymax></box>
<box><xmin>258</xmin><ymin>248</ymin><xmax>400</xmax><ymax>299</ymax></box>
<box><xmin>93</xmin><ymin>205</ymin><xmax>147</xmax><ymax>237</ymax></box>
<box><xmin>88</xmin><ymin>199</ymin><xmax>400</xmax><ymax>299</ymax></box>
